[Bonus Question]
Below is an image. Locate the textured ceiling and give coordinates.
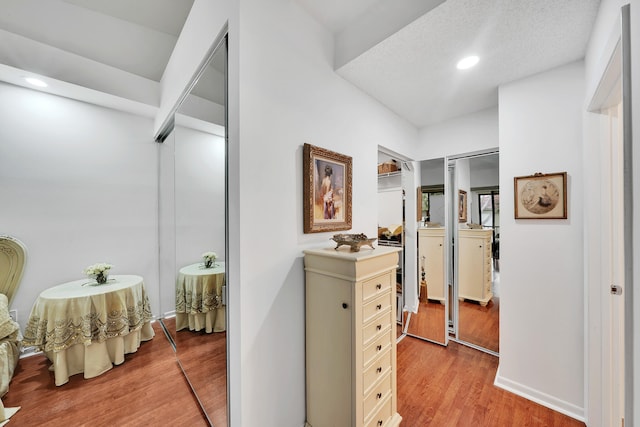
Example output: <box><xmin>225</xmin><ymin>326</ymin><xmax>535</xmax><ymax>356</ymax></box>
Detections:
<box><xmin>333</xmin><ymin>0</ymin><xmax>601</xmax><ymax>128</ymax></box>
<box><xmin>0</xmin><ymin>0</ymin><xmax>601</xmax><ymax>131</ymax></box>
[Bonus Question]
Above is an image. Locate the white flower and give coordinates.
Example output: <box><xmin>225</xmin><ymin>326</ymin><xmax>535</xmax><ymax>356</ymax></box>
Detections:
<box><xmin>202</xmin><ymin>252</ymin><xmax>217</xmax><ymax>261</ymax></box>
<box><xmin>84</xmin><ymin>263</ymin><xmax>113</xmax><ymax>276</ymax></box>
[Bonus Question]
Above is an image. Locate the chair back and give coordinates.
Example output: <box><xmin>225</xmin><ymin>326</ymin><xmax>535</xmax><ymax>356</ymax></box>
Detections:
<box><xmin>0</xmin><ymin>236</ymin><xmax>26</xmax><ymax>306</ymax></box>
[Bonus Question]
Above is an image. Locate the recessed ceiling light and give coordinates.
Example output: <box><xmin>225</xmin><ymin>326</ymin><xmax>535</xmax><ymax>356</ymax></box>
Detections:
<box><xmin>456</xmin><ymin>55</ymin><xmax>479</xmax><ymax>70</ymax></box>
<box><xmin>24</xmin><ymin>77</ymin><xmax>48</xmax><ymax>87</ymax></box>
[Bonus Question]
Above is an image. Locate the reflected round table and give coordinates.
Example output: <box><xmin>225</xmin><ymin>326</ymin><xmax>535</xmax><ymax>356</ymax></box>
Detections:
<box><xmin>23</xmin><ymin>274</ymin><xmax>155</xmax><ymax>386</ymax></box>
<box><xmin>175</xmin><ymin>261</ymin><xmax>225</xmax><ymax>333</ymax></box>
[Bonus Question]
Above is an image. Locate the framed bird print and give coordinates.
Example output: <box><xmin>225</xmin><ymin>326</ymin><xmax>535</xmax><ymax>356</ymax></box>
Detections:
<box><xmin>514</xmin><ymin>172</ymin><xmax>567</xmax><ymax>219</ymax></box>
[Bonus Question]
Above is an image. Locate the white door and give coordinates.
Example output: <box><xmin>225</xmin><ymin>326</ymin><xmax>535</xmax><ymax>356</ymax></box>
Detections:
<box><xmin>588</xmin><ymin>7</ymin><xmax>632</xmax><ymax>425</ymax></box>
<box><xmin>603</xmin><ymin>102</ymin><xmax>625</xmax><ymax>427</ymax></box>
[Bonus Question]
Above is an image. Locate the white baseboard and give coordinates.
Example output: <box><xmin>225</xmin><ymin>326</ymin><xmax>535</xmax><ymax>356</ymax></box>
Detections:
<box><xmin>19</xmin><ymin>346</ymin><xmax>41</xmax><ymax>359</ymax></box>
<box><xmin>494</xmin><ymin>366</ymin><xmax>585</xmax><ymax>422</ymax></box>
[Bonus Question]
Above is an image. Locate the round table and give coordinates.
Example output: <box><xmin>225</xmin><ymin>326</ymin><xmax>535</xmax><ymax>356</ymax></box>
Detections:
<box><xmin>175</xmin><ymin>262</ymin><xmax>226</xmax><ymax>333</ymax></box>
<box><xmin>23</xmin><ymin>274</ymin><xmax>155</xmax><ymax>386</ymax></box>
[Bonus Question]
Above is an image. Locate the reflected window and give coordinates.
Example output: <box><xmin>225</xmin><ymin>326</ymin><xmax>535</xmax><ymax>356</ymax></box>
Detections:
<box><xmin>478</xmin><ymin>191</ymin><xmax>499</xmax><ymax>260</ymax></box>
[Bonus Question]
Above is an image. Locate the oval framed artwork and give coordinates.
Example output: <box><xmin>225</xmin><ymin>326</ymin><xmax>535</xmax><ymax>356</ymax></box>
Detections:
<box><xmin>514</xmin><ymin>172</ymin><xmax>567</xmax><ymax>219</ymax></box>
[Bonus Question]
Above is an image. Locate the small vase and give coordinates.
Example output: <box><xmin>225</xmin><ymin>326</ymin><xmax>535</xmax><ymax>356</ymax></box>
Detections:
<box><xmin>96</xmin><ymin>273</ymin><xmax>108</xmax><ymax>284</ymax></box>
<box><xmin>204</xmin><ymin>259</ymin><xmax>213</xmax><ymax>268</ymax></box>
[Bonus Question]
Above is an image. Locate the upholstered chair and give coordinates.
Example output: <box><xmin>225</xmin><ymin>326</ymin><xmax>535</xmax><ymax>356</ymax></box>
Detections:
<box><xmin>0</xmin><ymin>236</ymin><xmax>26</xmax><ymax>396</ymax></box>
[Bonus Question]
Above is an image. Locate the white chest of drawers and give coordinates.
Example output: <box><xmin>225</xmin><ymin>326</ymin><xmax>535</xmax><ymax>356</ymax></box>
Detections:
<box><xmin>458</xmin><ymin>229</ymin><xmax>493</xmax><ymax>306</ymax></box>
<box><xmin>303</xmin><ymin>246</ymin><xmax>402</xmax><ymax>427</ymax></box>
<box><xmin>417</xmin><ymin>227</ymin><xmax>445</xmax><ymax>303</ymax></box>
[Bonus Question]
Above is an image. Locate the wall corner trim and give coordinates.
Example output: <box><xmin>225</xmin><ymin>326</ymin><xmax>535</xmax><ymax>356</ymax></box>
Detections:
<box><xmin>494</xmin><ymin>368</ymin><xmax>586</xmax><ymax>423</ymax></box>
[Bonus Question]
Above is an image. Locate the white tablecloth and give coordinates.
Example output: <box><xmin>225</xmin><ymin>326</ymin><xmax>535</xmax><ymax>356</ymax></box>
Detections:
<box><xmin>175</xmin><ymin>262</ymin><xmax>225</xmax><ymax>333</ymax></box>
<box><xmin>23</xmin><ymin>275</ymin><xmax>154</xmax><ymax>386</ymax></box>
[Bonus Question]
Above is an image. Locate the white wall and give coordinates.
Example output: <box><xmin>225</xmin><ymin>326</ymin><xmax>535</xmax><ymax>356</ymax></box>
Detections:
<box><xmin>0</xmin><ymin>82</ymin><xmax>160</xmax><ymax>325</ymax></box>
<box><xmin>378</xmin><ymin>190</ymin><xmax>403</xmax><ymax>229</ymax></box>
<box><xmin>496</xmin><ymin>61</ymin><xmax>585</xmax><ymax>420</ymax></box>
<box><xmin>416</xmin><ymin>106</ymin><xmax>498</xmax><ymax>161</ymax></box>
<box><xmin>420</xmin><ymin>158</ymin><xmax>445</xmax><ymax>186</ymax></box>
<box><xmin>234</xmin><ymin>0</ymin><xmax>417</xmax><ymax>425</ymax></box>
<box><xmin>470</xmin><ymin>164</ymin><xmax>499</xmax><ymax>188</ymax></box>
<box><xmin>157</xmin><ymin>125</ymin><xmax>226</xmax><ymax>316</ymax></box>
<box><xmin>174</xmin><ymin>126</ymin><xmax>226</xmax><ymax>269</ymax></box>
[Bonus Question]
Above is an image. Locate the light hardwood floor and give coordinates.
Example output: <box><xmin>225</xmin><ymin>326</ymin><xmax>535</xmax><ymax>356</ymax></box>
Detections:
<box><xmin>396</xmin><ymin>336</ymin><xmax>586</xmax><ymax>426</ymax></box>
<box><xmin>2</xmin><ymin>322</ymin><xmax>209</xmax><ymax>427</ymax></box>
<box><xmin>3</xmin><ymin>321</ymin><xmax>585</xmax><ymax>426</ymax></box>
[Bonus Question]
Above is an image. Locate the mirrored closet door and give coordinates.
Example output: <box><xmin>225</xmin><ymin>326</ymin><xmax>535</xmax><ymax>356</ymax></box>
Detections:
<box><xmin>158</xmin><ymin>34</ymin><xmax>229</xmax><ymax>426</ymax></box>
<box><xmin>450</xmin><ymin>152</ymin><xmax>499</xmax><ymax>355</ymax></box>
<box><xmin>404</xmin><ymin>158</ymin><xmax>448</xmax><ymax>345</ymax></box>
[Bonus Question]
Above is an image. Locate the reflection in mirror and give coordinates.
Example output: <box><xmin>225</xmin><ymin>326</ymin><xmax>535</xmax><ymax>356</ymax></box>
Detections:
<box><xmin>404</xmin><ymin>158</ymin><xmax>447</xmax><ymax>345</ymax></box>
<box><xmin>159</xmin><ymin>35</ymin><xmax>228</xmax><ymax>426</ymax></box>
<box><xmin>454</xmin><ymin>153</ymin><xmax>499</xmax><ymax>354</ymax></box>
<box><xmin>376</xmin><ymin>151</ymin><xmax>405</xmax><ymax>339</ymax></box>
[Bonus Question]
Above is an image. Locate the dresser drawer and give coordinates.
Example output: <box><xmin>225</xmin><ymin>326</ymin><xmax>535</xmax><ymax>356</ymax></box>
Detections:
<box><xmin>363</xmin><ymin>330</ymin><xmax>392</xmax><ymax>368</ymax></box>
<box><xmin>362</xmin><ymin>272</ymin><xmax>393</xmax><ymax>302</ymax></box>
<box><xmin>363</xmin><ymin>349</ymin><xmax>391</xmax><ymax>395</ymax></box>
<box><xmin>365</xmin><ymin>394</ymin><xmax>392</xmax><ymax>427</ymax></box>
<box><xmin>363</xmin><ymin>291</ymin><xmax>392</xmax><ymax>325</ymax></box>
<box><xmin>363</xmin><ymin>372</ymin><xmax>392</xmax><ymax>421</ymax></box>
<box><xmin>362</xmin><ymin>310</ymin><xmax>392</xmax><ymax>347</ymax></box>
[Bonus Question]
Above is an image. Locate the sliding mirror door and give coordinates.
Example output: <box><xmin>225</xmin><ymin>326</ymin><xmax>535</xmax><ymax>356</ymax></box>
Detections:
<box><xmin>158</xmin><ymin>34</ymin><xmax>228</xmax><ymax>426</ymax></box>
<box><xmin>452</xmin><ymin>152</ymin><xmax>499</xmax><ymax>354</ymax></box>
<box><xmin>176</xmin><ymin>36</ymin><xmax>227</xmax><ymax>425</ymax></box>
<box><xmin>404</xmin><ymin>158</ymin><xmax>447</xmax><ymax>345</ymax></box>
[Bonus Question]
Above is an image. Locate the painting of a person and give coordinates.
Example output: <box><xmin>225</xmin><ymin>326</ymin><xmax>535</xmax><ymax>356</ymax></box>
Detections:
<box><xmin>321</xmin><ymin>165</ymin><xmax>335</xmax><ymax>219</ymax></box>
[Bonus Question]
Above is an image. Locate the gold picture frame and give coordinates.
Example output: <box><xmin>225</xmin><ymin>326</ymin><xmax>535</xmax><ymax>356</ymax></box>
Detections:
<box><xmin>514</xmin><ymin>172</ymin><xmax>567</xmax><ymax>219</ymax></box>
<box><xmin>458</xmin><ymin>190</ymin><xmax>467</xmax><ymax>223</ymax></box>
<box><xmin>303</xmin><ymin>143</ymin><xmax>352</xmax><ymax>233</ymax></box>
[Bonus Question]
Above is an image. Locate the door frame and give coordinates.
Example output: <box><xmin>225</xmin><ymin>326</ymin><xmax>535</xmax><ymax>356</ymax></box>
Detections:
<box><xmin>585</xmin><ymin>5</ymin><xmax>633</xmax><ymax>426</ymax></box>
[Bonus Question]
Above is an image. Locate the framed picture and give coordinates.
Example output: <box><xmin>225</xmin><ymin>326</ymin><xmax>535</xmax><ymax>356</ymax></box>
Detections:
<box><xmin>514</xmin><ymin>172</ymin><xmax>567</xmax><ymax>219</ymax></box>
<box><xmin>458</xmin><ymin>190</ymin><xmax>467</xmax><ymax>223</ymax></box>
<box><xmin>303</xmin><ymin>143</ymin><xmax>352</xmax><ymax>233</ymax></box>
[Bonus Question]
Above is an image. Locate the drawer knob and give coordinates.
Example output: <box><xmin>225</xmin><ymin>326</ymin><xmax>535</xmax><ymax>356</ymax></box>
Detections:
<box><xmin>376</xmin><ymin>366</ymin><xmax>382</xmax><ymax>373</ymax></box>
<box><xmin>376</xmin><ymin>283</ymin><xmax>382</xmax><ymax>290</ymax></box>
<box><xmin>376</xmin><ymin>324</ymin><xmax>382</xmax><ymax>331</ymax></box>
<box><xmin>376</xmin><ymin>304</ymin><xmax>382</xmax><ymax>310</ymax></box>
<box><xmin>376</xmin><ymin>344</ymin><xmax>382</xmax><ymax>351</ymax></box>
<box><xmin>377</xmin><ymin>392</ymin><xmax>382</xmax><ymax>399</ymax></box>
<box><xmin>377</xmin><ymin>420</ymin><xmax>383</xmax><ymax>426</ymax></box>
<box><xmin>342</xmin><ymin>303</ymin><xmax>348</xmax><ymax>309</ymax></box>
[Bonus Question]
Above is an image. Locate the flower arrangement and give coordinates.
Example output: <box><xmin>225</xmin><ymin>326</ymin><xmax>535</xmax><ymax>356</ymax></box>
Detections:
<box><xmin>84</xmin><ymin>262</ymin><xmax>113</xmax><ymax>284</ymax></box>
<box><xmin>202</xmin><ymin>252</ymin><xmax>217</xmax><ymax>268</ymax></box>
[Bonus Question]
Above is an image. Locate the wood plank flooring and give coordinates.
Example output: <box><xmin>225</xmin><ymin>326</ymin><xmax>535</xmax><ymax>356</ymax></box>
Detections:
<box><xmin>3</xmin><ymin>321</ymin><xmax>586</xmax><ymax>426</ymax></box>
<box><xmin>163</xmin><ymin>317</ymin><xmax>228</xmax><ymax>426</ymax></box>
<box><xmin>458</xmin><ymin>297</ymin><xmax>500</xmax><ymax>353</ymax></box>
<box><xmin>2</xmin><ymin>321</ymin><xmax>208</xmax><ymax>427</ymax></box>
<box><xmin>396</xmin><ymin>336</ymin><xmax>586</xmax><ymax>426</ymax></box>
<box><xmin>403</xmin><ymin>299</ymin><xmax>447</xmax><ymax>343</ymax></box>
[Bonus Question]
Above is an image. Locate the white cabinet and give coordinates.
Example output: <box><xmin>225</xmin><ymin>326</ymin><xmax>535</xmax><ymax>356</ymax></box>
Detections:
<box><xmin>417</xmin><ymin>228</ymin><xmax>445</xmax><ymax>304</ymax></box>
<box><xmin>304</xmin><ymin>246</ymin><xmax>402</xmax><ymax>427</ymax></box>
<box><xmin>458</xmin><ymin>229</ymin><xmax>493</xmax><ymax>306</ymax></box>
